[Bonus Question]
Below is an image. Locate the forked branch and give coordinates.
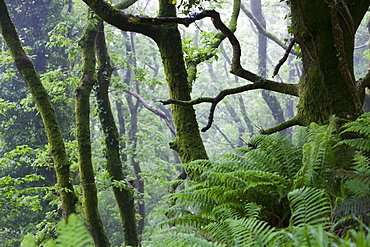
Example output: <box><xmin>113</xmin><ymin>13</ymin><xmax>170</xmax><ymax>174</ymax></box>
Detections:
<box><xmin>161</xmin><ymin>81</ymin><xmax>298</xmax><ymax>131</ymax></box>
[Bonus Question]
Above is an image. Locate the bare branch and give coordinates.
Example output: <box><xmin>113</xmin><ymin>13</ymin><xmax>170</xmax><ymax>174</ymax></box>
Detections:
<box><xmin>125</xmin><ymin>90</ymin><xmax>176</xmax><ymax>136</ymax></box>
<box><xmin>355</xmin><ymin>44</ymin><xmax>368</xmax><ymax>49</ymax></box>
<box><xmin>161</xmin><ymin>81</ymin><xmax>298</xmax><ymax>131</ymax></box>
<box><xmin>273</xmin><ymin>39</ymin><xmax>295</xmax><ymax>77</ymax></box>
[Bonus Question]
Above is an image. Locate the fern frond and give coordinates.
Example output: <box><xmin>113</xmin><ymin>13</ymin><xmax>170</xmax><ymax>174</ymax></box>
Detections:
<box><xmin>184</xmin><ymin>159</ymin><xmax>214</xmax><ymax>180</ymax></box>
<box><xmin>288</xmin><ymin>187</ymin><xmax>330</xmax><ymax>227</ymax></box>
<box><xmin>226</xmin><ymin>217</ymin><xmax>280</xmax><ymax>246</ymax></box>
<box><xmin>160</xmin><ymin>214</ymin><xmax>214</xmax><ymax>229</ymax></box>
<box><xmin>212</xmin><ymin>202</ymin><xmax>245</xmax><ymax>220</ymax></box>
<box><xmin>334</xmin><ymin>196</ymin><xmax>370</xmax><ymax>217</ymax></box>
<box><xmin>295</xmin><ymin>127</ymin><xmax>337</xmax><ymax>188</ymax></box>
<box><xmin>341</xmin><ymin>114</ymin><xmax>370</xmax><ymax>138</ymax></box>
<box><xmin>202</xmin><ymin>221</ymin><xmax>234</xmax><ymax>245</ymax></box>
<box><xmin>340</xmin><ymin>138</ymin><xmax>370</xmax><ymax>152</ymax></box>
<box><xmin>150</xmin><ymin>226</ymin><xmax>225</xmax><ymax>247</ymax></box>
<box><xmin>169</xmin><ymin>190</ymin><xmax>219</xmax><ymax>215</ymax></box>
<box><xmin>44</xmin><ymin>214</ymin><xmax>94</xmax><ymax>247</ymax></box>
<box><xmin>251</xmin><ymin>133</ymin><xmax>302</xmax><ymax>176</ymax></box>
<box><xmin>345</xmin><ymin>179</ymin><xmax>370</xmax><ymax>197</ymax></box>
<box><xmin>243</xmin><ymin>202</ymin><xmax>262</xmax><ymax>219</ymax></box>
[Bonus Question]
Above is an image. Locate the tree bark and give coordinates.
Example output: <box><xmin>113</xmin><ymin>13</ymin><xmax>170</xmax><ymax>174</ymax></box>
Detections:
<box><xmin>291</xmin><ymin>0</ymin><xmax>367</xmax><ymax>125</ymax></box>
<box><xmin>95</xmin><ymin>22</ymin><xmax>139</xmax><ymax>246</ymax></box>
<box><xmin>156</xmin><ymin>0</ymin><xmax>209</xmax><ymax>170</ymax></box>
<box><xmin>0</xmin><ymin>0</ymin><xmax>77</xmax><ymax>218</ymax></box>
<box><xmin>76</xmin><ymin>14</ymin><xmax>110</xmax><ymax>246</ymax></box>
<box><xmin>81</xmin><ymin>0</ymin><xmax>209</xmax><ymax>177</ymax></box>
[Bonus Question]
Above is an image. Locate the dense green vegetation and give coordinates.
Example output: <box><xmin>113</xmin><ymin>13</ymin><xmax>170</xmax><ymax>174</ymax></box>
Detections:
<box><xmin>0</xmin><ymin>0</ymin><xmax>369</xmax><ymax>246</ymax></box>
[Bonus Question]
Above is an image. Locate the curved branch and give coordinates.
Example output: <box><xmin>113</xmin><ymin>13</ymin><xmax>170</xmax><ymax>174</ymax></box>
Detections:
<box><xmin>161</xmin><ymin>81</ymin><xmax>298</xmax><ymax>131</ymax></box>
<box><xmin>114</xmin><ymin>0</ymin><xmax>137</xmax><ymax>10</ymax></box>
<box><xmin>125</xmin><ymin>90</ymin><xmax>176</xmax><ymax>136</ymax></box>
<box><xmin>81</xmin><ymin>0</ymin><xmax>160</xmax><ymax>40</ymax></box>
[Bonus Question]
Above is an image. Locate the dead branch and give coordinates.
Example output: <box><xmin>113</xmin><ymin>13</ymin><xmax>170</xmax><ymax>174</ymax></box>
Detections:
<box><xmin>125</xmin><ymin>89</ymin><xmax>176</xmax><ymax>135</ymax></box>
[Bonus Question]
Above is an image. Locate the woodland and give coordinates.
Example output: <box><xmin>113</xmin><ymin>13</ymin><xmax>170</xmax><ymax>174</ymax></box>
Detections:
<box><xmin>0</xmin><ymin>0</ymin><xmax>370</xmax><ymax>246</ymax></box>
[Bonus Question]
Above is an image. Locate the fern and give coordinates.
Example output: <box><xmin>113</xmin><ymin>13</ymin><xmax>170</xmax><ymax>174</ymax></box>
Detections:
<box><xmin>48</xmin><ymin>214</ymin><xmax>93</xmax><ymax>247</ymax></box>
<box><xmin>334</xmin><ymin>196</ymin><xmax>370</xmax><ymax>217</ymax></box>
<box><xmin>288</xmin><ymin>187</ymin><xmax>330</xmax><ymax>227</ymax></box>
<box><xmin>341</xmin><ymin>112</ymin><xmax>370</xmax><ymax>138</ymax></box>
<box><xmin>149</xmin><ymin>226</ymin><xmax>225</xmax><ymax>247</ymax></box>
<box><xmin>226</xmin><ymin>217</ymin><xmax>281</xmax><ymax>246</ymax></box>
<box><xmin>155</xmin><ymin>121</ymin><xmax>370</xmax><ymax>246</ymax></box>
<box><xmin>20</xmin><ymin>214</ymin><xmax>93</xmax><ymax>247</ymax></box>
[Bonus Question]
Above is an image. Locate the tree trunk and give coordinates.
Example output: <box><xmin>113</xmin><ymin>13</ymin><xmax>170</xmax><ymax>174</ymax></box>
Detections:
<box><xmin>291</xmin><ymin>0</ymin><xmax>366</xmax><ymax>124</ymax></box>
<box><xmin>95</xmin><ymin>22</ymin><xmax>139</xmax><ymax>246</ymax></box>
<box><xmin>0</xmin><ymin>0</ymin><xmax>77</xmax><ymax>218</ymax></box>
<box><xmin>123</xmin><ymin>32</ymin><xmax>145</xmax><ymax>237</ymax></box>
<box><xmin>156</xmin><ymin>0</ymin><xmax>208</xmax><ymax>171</ymax></box>
<box><xmin>76</xmin><ymin>15</ymin><xmax>110</xmax><ymax>246</ymax></box>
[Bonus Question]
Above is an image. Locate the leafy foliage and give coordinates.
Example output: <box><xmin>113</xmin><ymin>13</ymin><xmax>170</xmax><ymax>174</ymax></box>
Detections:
<box><xmin>150</xmin><ymin>121</ymin><xmax>370</xmax><ymax>246</ymax></box>
<box><xmin>20</xmin><ymin>214</ymin><xmax>94</xmax><ymax>247</ymax></box>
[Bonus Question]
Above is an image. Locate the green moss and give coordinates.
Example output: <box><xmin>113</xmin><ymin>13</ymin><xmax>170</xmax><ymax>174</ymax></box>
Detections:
<box><xmin>156</xmin><ymin>4</ymin><xmax>208</xmax><ymax>179</ymax></box>
<box><xmin>292</xmin><ymin>0</ymin><xmax>363</xmax><ymax>127</ymax></box>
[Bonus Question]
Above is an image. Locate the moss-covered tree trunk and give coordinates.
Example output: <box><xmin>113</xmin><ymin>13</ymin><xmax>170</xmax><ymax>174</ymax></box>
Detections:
<box><xmin>95</xmin><ymin>22</ymin><xmax>139</xmax><ymax>247</ymax></box>
<box><xmin>0</xmin><ymin>0</ymin><xmax>77</xmax><ymax>218</ymax></box>
<box><xmin>291</xmin><ymin>0</ymin><xmax>367</xmax><ymax>124</ymax></box>
<box><xmin>76</xmin><ymin>15</ymin><xmax>110</xmax><ymax>246</ymax></box>
<box><xmin>156</xmin><ymin>0</ymin><xmax>209</xmax><ymax>168</ymax></box>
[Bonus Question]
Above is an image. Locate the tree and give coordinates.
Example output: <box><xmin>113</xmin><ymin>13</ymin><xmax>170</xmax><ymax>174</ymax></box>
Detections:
<box><xmin>81</xmin><ymin>0</ymin><xmax>209</xmax><ymax>176</ymax></box>
<box><xmin>0</xmin><ymin>0</ymin><xmax>77</xmax><ymax>218</ymax></box>
<box><xmin>163</xmin><ymin>0</ymin><xmax>370</xmax><ymax>134</ymax></box>
<box><xmin>87</xmin><ymin>0</ymin><xmax>368</xmax><ymax>134</ymax></box>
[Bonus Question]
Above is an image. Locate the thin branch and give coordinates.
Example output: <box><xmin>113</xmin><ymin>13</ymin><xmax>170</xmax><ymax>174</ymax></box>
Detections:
<box><xmin>273</xmin><ymin>39</ymin><xmax>295</xmax><ymax>77</ymax></box>
<box><xmin>240</xmin><ymin>3</ymin><xmax>298</xmax><ymax>56</ymax></box>
<box><xmin>355</xmin><ymin>44</ymin><xmax>368</xmax><ymax>49</ymax></box>
<box><xmin>82</xmin><ymin>2</ymin><xmax>302</xmax><ymax>133</ymax></box>
<box><xmin>125</xmin><ymin>89</ymin><xmax>176</xmax><ymax>136</ymax></box>
<box><xmin>161</xmin><ymin>81</ymin><xmax>298</xmax><ymax>131</ymax></box>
